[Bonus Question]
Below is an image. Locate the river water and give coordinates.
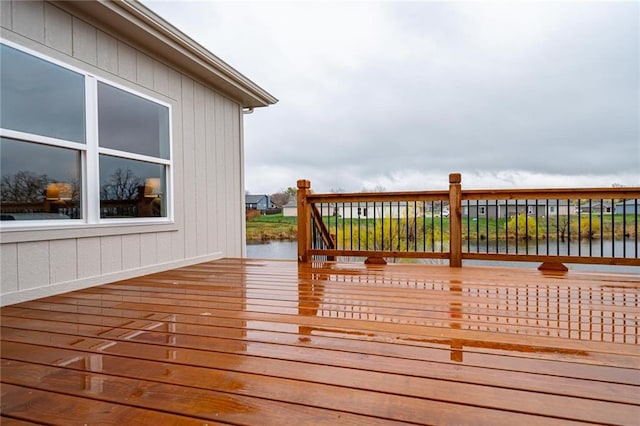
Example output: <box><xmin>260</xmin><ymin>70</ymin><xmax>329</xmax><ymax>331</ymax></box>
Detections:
<box><xmin>247</xmin><ymin>240</ymin><xmax>639</xmax><ymax>273</ymax></box>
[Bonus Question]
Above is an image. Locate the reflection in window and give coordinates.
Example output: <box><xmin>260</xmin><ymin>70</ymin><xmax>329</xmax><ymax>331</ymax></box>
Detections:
<box><xmin>98</xmin><ymin>82</ymin><xmax>170</xmax><ymax>159</ymax></box>
<box><xmin>0</xmin><ymin>138</ymin><xmax>82</xmax><ymax>220</ymax></box>
<box><xmin>99</xmin><ymin>155</ymin><xmax>166</xmax><ymax>218</ymax></box>
<box><xmin>0</xmin><ymin>44</ymin><xmax>85</xmax><ymax>143</ymax></box>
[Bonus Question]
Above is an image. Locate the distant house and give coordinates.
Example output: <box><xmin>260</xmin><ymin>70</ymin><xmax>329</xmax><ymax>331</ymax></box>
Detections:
<box><xmin>245</xmin><ymin>194</ymin><xmax>273</xmax><ymax>212</ymax></box>
<box><xmin>589</xmin><ymin>201</ymin><xmax>613</xmax><ymax>214</ymax></box>
<box><xmin>615</xmin><ymin>200</ymin><xmax>638</xmax><ymax>214</ymax></box>
<box><xmin>282</xmin><ymin>200</ymin><xmax>297</xmax><ymax>217</ymax></box>
<box><xmin>464</xmin><ymin>200</ymin><xmax>577</xmax><ymax>219</ymax></box>
<box><xmin>317</xmin><ymin>201</ymin><xmax>430</xmax><ymax>219</ymax></box>
<box><xmin>0</xmin><ymin>0</ymin><xmax>277</xmax><ymax>306</ymax></box>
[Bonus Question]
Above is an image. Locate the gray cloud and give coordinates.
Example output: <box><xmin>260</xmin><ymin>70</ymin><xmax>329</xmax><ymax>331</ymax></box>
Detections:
<box><xmin>145</xmin><ymin>1</ymin><xmax>639</xmax><ymax>193</ymax></box>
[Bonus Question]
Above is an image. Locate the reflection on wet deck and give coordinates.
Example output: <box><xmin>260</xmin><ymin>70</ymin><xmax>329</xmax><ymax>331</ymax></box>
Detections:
<box><xmin>1</xmin><ymin>259</ymin><xmax>639</xmax><ymax>425</ymax></box>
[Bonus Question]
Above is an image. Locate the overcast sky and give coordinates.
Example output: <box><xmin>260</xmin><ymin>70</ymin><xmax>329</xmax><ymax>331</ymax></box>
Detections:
<box><xmin>144</xmin><ymin>0</ymin><xmax>639</xmax><ymax>194</ymax></box>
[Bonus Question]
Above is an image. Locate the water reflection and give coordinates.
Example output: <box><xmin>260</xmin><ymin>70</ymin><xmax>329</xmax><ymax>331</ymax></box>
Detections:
<box><xmin>449</xmin><ymin>280</ymin><xmax>463</xmax><ymax>362</ymax></box>
<box><xmin>294</xmin><ymin>262</ymin><xmax>637</xmax><ymax>363</ymax></box>
<box><xmin>57</xmin><ymin>353</ymin><xmax>106</xmax><ymax>393</ymax></box>
<box><xmin>297</xmin><ymin>268</ymin><xmax>327</xmax><ymax>338</ymax></box>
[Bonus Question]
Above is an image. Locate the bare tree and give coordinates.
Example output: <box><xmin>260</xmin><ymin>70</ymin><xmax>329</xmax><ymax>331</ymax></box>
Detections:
<box><xmin>552</xmin><ymin>216</ymin><xmax>570</xmax><ymax>242</ymax></box>
<box><xmin>270</xmin><ymin>186</ymin><xmax>298</xmax><ymax>208</ymax></box>
<box><xmin>361</xmin><ymin>185</ymin><xmax>386</xmax><ymax>193</ymax></box>
<box><xmin>270</xmin><ymin>191</ymin><xmax>291</xmax><ymax>208</ymax></box>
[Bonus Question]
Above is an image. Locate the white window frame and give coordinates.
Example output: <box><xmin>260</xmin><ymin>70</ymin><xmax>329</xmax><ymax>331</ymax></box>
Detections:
<box><xmin>0</xmin><ymin>39</ymin><xmax>173</xmax><ymax>231</ymax></box>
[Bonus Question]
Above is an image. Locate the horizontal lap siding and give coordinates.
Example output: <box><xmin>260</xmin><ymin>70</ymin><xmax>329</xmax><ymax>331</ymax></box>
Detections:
<box><xmin>0</xmin><ymin>1</ymin><xmax>244</xmax><ymax>304</ymax></box>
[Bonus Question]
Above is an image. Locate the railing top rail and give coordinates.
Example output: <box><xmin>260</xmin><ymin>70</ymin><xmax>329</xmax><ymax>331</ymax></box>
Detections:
<box><xmin>462</xmin><ymin>187</ymin><xmax>640</xmax><ymax>201</ymax></box>
<box><xmin>307</xmin><ymin>190</ymin><xmax>450</xmax><ymax>204</ymax></box>
<box><xmin>307</xmin><ymin>187</ymin><xmax>640</xmax><ymax>204</ymax></box>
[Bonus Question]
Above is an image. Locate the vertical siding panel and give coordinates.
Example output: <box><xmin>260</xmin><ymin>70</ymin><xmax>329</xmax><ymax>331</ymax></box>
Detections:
<box><xmin>122</xmin><ymin>234</ymin><xmax>141</xmax><ymax>270</ymax></box>
<box><xmin>181</xmin><ymin>76</ymin><xmax>197</xmax><ymax>258</ymax></box>
<box><xmin>156</xmin><ymin>232</ymin><xmax>172</xmax><ymax>263</ymax></box>
<box><xmin>205</xmin><ymin>92</ymin><xmax>218</xmax><ymax>253</ymax></box>
<box><xmin>0</xmin><ymin>0</ymin><xmax>12</xmax><ymax>30</ymax></box>
<box><xmin>140</xmin><ymin>233</ymin><xmax>158</xmax><ymax>266</ymax></box>
<box><xmin>136</xmin><ymin>51</ymin><xmax>154</xmax><ymax>89</ymax></box>
<box><xmin>223</xmin><ymin>99</ymin><xmax>234</xmax><ymax>255</ymax></box>
<box><xmin>214</xmin><ymin>95</ymin><xmax>227</xmax><ymax>255</ymax></box>
<box><xmin>72</xmin><ymin>17</ymin><xmax>97</xmax><ymax>66</ymax></box>
<box><xmin>194</xmin><ymin>83</ymin><xmax>208</xmax><ymax>256</ymax></box>
<box><xmin>1</xmin><ymin>244</ymin><xmax>18</xmax><ymax>293</ymax></box>
<box><xmin>17</xmin><ymin>242</ymin><xmax>49</xmax><ymax>290</ymax></box>
<box><xmin>44</xmin><ymin>3</ymin><xmax>72</xmax><ymax>55</ymax></box>
<box><xmin>100</xmin><ymin>235</ymin><xmax>122</xmax><ymax>275</ymax></box>
<box><xmin>117</xmin><ymin>41</ymin><xmax>137</xmax><ymax>82</ymax></box>
<box><xmin>168</xmin><ymin>68</ymin><xmax>180</xmax><ymax>97</ymax></box>
<box><xmin>167</xmin><ymin>69</ymin><xmax>185</xmax><ymax>261</ymax></box>
<box><xmin>49</xmin><ymin>240</ymin><xmax>77</xmax><ymax>283</ymax></box>
<box><xmin>152</xmin><ymin>59</ymin><xmax>169</xmax><ymax>96</ymax></box>
<box><xmin>77</xmin><ymin>237</ymin><xmax>101</xmax><ymax>278</ymax></box>
<box><xmin>12</xmin><ymin>0</ymin><xmax>44</xmax><ymax>43</ymax></box>
<box><xmin>231</xmin><ymin>103</ymin><xmax>242</xmax><ymax>257</ymax></box>
<box><xmin>96</xmin><ymin>30</ymin><xmax>118</xmax><ymax>74</ymax></box>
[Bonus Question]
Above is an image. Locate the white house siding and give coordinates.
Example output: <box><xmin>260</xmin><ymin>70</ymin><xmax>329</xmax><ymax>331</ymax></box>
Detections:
<box><xmin>0</xmin><ymin>1</ymin><xmax>248</xmax><ymax>305</ymax></box>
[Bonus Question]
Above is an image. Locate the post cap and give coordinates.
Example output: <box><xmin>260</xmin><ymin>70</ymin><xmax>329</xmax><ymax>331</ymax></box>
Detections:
<box><xmin>297</xmin><ymin>179</ymin><xmax>311</xmax><ymax>189</ymax></box>
<box><xmin>449</xmin><ymin>173</ymin><xmax>462</xmax><ymax>184</ymax></box>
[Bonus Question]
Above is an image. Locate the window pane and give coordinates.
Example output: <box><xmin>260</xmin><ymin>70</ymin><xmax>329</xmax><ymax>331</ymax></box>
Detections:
<box><xmin>0</xmin><ymin>138</ymin><xmax>82</xmax><ymax>220</ymax></box>
<box><xmin>98</xmin><ymin>82</ymin><xmax>170</xmax><ymax>159</ymax></box>
<box><xmin>0</xmin><ymin>44</ymin><xmax>85</xmax><ymax>143</ymax></box>
<box><xmin>99</xmin><ymin>155</ymin><xmax>166</xmax><ymax>218</ymax></box>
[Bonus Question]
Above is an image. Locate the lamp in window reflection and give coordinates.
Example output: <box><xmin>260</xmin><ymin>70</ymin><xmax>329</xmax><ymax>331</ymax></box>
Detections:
<box><xmin>46</xmin><ymin>182</ymin><xmax>73</xmax><ymax>201</ymax></box>
<box><xmin>144</xmin><ymin>178</ymin><xmax>162</xmax><ymax>198</ymax></box>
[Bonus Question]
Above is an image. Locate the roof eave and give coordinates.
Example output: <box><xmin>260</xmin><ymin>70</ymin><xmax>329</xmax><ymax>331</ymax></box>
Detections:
<box><xmin>58</xmin><ymin>0</ymin><xmax>278</xmax><ymax>108</ymax></box>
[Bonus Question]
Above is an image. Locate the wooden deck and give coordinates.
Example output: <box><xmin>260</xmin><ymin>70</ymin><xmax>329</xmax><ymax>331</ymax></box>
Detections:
<box><xmin>1</xmin><ymin>259</ymin><xmax>639</xmax><ymax>425</ymax></box>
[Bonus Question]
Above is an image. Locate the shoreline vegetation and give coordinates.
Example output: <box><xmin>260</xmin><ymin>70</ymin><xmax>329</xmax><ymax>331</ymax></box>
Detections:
<box><xmin>246</xmin><ymin>213</ymin><xmax>635</xmax><ymax>244</ymax></box>
<box><xmin>246</xmin><ymin>213</ymin><xmax>297</xmax><ymax>242</ymax></box>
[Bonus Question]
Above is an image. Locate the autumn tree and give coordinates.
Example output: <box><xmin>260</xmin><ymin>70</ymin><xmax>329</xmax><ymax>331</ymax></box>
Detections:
<box><xmin>507</xmin><ymin>214</ymin><xmax>538</xmax><ymax>240</ymax></box>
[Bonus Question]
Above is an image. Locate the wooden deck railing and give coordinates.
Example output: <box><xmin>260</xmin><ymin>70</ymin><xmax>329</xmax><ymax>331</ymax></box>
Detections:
<box><xmin>297</xmin><ymin>174</ymin><xmax>640</xmax><ymax>268</ymax></box>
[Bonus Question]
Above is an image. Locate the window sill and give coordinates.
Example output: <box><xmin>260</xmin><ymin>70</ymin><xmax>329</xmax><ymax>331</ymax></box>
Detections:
<box><xmin>0</xmin><ymin>220</ymin><xmax>178</xmax><ymax>244</ymax></box>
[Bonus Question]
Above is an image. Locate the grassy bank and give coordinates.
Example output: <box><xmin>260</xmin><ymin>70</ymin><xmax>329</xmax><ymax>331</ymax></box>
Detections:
<box><xmin>247</xmin><ymin>213</ymin><xmax>636</xmax><ymax>244</ymax></box>
<box><xmin>325</xmin><ymin>214</ymin><xmax>636</xmax><ymax>249</ymax></box>
<box><xmin>246</xmin><ymin>213</ymin><xmax>297</xmax><ymax>241</ymax></box>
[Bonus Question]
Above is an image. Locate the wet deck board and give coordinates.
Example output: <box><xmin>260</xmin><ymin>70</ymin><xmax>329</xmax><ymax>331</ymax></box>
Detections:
<box><xmin>1</xmin><ymin>259</ymin><xmax>639</xmax><ymax>425</ymax></box>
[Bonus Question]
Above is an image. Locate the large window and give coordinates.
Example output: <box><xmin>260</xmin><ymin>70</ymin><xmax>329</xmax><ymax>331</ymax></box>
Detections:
<box><xmin>0</xmin><ymin>138</ymin><xmax>82</xmax><ymax>221</ymax></box>
<box><xmin>98</xmin><ymin>82</ymin><xmax>170</xmax><ymax>159</ymax></box>
<box><xmin>0</xmin><ymin>41</ymin><xmax>172</xmax><ymax>224</ymax></box>
<box><xmin>0</xmin><ymin>44</ymin><xmax>85</xmax><ymax>143</ymax></box>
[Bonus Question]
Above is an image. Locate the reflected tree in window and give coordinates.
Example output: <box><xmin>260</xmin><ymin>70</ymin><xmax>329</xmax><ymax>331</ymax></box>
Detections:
<box><xmin>1</xmin><ymin>171</ymin><xmax>81</xmax><ymax>219</ymax></box>
<box><xmin>100</xmin><ymin>167</ymin><xmax>143</xmax><ymax>201</ymax></box>
<box><xmin>1</xmin><ymin>171</ymin><xmax>49</xmax><ymax>202</ymax></box>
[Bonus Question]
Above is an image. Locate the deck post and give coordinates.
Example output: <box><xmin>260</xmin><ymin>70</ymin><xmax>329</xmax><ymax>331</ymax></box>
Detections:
<box><xmin>449</xmin><ymin>173</ymin><xmax>463</xmax><ymax>267</ymax></box>
<box><xmin>297</xmin><ymin>179</ymin><xmax>312</xmax><ymax>262</ymax></box>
